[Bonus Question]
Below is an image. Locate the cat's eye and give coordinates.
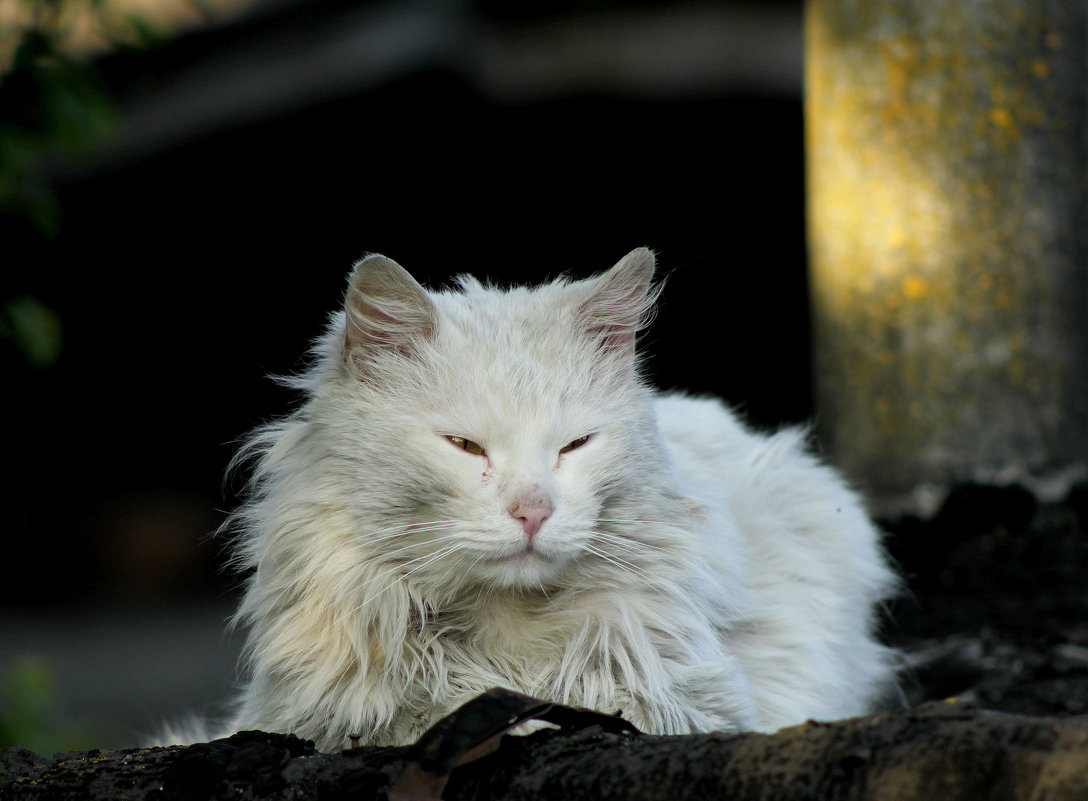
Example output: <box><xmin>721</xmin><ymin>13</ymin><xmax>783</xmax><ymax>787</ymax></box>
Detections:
<box><xmin>445</xmin><ymin>435</ymin><xmax>486</xmax><ymax>456</ymax></box>
<box><xmin>560</xmin><ymin>435</ymin><xmax>592</xmax><ymax>455</ymax></box>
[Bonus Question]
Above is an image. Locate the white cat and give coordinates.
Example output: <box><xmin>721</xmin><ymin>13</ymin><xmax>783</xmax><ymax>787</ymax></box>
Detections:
<box><xmin>224</xmin><ymin>248</ymin><xmax>898</xmax><ymax>751</ymax></box>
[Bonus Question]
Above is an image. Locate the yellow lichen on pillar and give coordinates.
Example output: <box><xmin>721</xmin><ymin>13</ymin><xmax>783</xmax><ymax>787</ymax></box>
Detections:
<box><xmin>805</xmin><ymin>0</ymin><xmax>1087</xmax><ymax>515</ymax></box>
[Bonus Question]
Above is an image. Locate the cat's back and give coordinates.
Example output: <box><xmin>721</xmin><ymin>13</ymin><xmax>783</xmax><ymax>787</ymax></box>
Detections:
<box><xmin>653</xmin><ymin>391</ymin><xmax>890</xmax><ymax>597</ymax></box>
<box><xmin>653</xmin><ymin>392</ymin><xmax>896</xmax><ymax>728</ymax></box>
<box><xmin>653</xmin><ymin>392</ymin><xmax>811</xmax><ymax>493</ymax></box>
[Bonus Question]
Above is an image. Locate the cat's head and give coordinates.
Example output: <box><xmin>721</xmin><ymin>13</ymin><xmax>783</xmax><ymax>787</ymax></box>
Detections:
<box><xmin>314</xmin><ymin>249</ymin><xmax>663</xmax><ymax>593</ymax></box>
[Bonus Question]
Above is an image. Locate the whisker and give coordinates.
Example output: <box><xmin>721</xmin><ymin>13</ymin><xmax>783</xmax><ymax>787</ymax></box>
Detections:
<box><xmin>346</xmin><ymin>542</ymin><xmax>464</xmax><ymax>620</ymax></box>
<box><xmin>581</xmin><ymin>543</ymin><xmax>651</xmax><ymax>580</ymax></box>
<box><xmin>323</xmin><ymin>532</ymin><xmax>464</xmax><ymax>603</ymax></box>
<box><xmin>355</xmin><ymin>521</ymin><xmax>460</xmax><ymax>546</ymax></box>
<box><xmin>336</xmin><ymin>521</ymin><xmax>460</xmax><ymax>558</ymax></box>
<box><xmin>583</xmin><ymin>537</ymin><xmax>665</xmax><ymax>583</ymax></box>
<box><xmin>371</xmin><ymin>530</ymin><xmax>464</xmax><ymax>557</ymax></box>
<box><xmin>590</xmin><ymin>530</ymin><xmax>668</xmax><ymax>554</ymax></box>
<box><xmin>581</xmin><ymin>543</ymin><xmax>672</xmax><ymax>601</ymax></box>
<box><xmin>536</xmin><ymin>579</ymin><xmax>552</xmax><ymax>603</ymax></box>
<box><xmin>354</xmin><ymin>534</ymin><xmax>466</xmax><ymax>587</ymax></box>
<box><xmin>594</xmin><ymin>518</ymin><xmax>676</xmax><ymax>524</ymax></box>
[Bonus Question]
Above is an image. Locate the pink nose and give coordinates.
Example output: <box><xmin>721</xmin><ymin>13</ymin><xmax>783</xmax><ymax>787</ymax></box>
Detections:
<box><xmin>509</xmin><ymin>499</ymin><xmax>554</xmax><ymax>538</ymax></box>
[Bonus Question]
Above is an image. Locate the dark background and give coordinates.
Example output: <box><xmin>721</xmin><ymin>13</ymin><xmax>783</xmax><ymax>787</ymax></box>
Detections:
<box><xmin>2</xmin><ymin>0</ymin><xmax>808</xmax><ymax>749</ymax></box>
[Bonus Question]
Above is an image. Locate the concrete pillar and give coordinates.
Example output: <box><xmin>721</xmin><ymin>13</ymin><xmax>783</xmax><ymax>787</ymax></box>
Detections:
<box><xmin>805</xmin><ymin>0</ymin><xmax>1087</xmax><ymax>516</ymax></box>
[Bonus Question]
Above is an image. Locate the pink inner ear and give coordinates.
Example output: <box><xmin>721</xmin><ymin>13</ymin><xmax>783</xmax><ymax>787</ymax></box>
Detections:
<box><xmin>576</xmin><ymin>248</ymin><xmax>657</xmax><ymax>356</ymax></box>
<box><xmin>578</xmin><ymin>292</ymin><xmax>642</xmax><ymax>354</ymax></box>
<box><xmin>342</xmin><ymin>256</ymin><xmax>438</xmax><ymax>374</ymax></box>
<box><xmin>590</xmin><ymin>321</ymin><xmax>638</xmax><ymax>354</ymax></box>
<box><xmin>345</xmin><ymin>291</ymin><xmax>436</xmax><ymax>351</ymax></box>
<box><xmin>344</xmin><ymin>304</ymin><xmax>426</xmax><ymax>374</ymax></box>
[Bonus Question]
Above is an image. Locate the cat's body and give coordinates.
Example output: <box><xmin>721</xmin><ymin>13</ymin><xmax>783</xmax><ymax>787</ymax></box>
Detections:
<box><xmin>225</xmin><ymin>248</ymin><xmax>897</xmax><ymax>750</ymax></box>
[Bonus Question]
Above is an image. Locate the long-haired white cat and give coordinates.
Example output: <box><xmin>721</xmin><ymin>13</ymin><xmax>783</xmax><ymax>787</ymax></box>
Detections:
<box><xmin>223</xmin><ymin>248</ymin><xmax>897</xmax><ymax>750</ymax></box>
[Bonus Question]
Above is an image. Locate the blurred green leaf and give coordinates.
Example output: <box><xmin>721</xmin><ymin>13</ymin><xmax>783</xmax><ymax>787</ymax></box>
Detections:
<box><xmin>1</xmin><ymin>295</ymin><xmax>63</xmax><ymax>368</ymax></box>
<box><xmin>0</xmin><ymin>0</ymin><xmax>140</xmax><ymax>240</ymax></box>
<box><xmin>0</xmin><ymin>656</ymin><xmax>101</xmax><ymax>756</ymax></box>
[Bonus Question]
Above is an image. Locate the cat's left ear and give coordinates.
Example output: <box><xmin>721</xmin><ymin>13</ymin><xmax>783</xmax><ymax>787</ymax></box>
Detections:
<box><xmin>577</xmin><ymin>247</ymin><xmax>659</xmax><ymax>357</ymax></box>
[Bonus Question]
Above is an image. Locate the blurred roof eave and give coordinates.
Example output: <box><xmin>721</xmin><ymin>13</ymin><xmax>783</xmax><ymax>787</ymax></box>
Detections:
<box><xmin>59</xmin><ymin>0</ymin><xmax>802</xmax><ymax>180</ymax></box>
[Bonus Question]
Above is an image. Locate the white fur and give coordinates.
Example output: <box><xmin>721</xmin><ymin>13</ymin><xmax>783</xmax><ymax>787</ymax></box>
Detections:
<box><xmin>213</xmin><ymin>248</ymin><xmax>897</xmax><ymax>751</ymax></box>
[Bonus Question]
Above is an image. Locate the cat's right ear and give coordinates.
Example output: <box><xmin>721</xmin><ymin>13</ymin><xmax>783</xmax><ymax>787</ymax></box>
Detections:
<box><xmin>576</xmin><ymin>247</ymin><xmax>659</xmax><ymax>358</ymax></box>
<box><xmin>342</xmin><ymin>254</ymin><xmax>437</xmax><ymax>375</ymax></box>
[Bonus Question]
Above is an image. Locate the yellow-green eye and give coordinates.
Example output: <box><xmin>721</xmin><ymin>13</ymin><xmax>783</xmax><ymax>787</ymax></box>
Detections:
<box><xmin>560</xmin><ymin>435</ymin><xmax>591</xmax><ymax>455</ymax></box>
<box><xmin>445</xmin><ymin>435</ymin><xmax>486</xmax><ymax>456</ymax></box>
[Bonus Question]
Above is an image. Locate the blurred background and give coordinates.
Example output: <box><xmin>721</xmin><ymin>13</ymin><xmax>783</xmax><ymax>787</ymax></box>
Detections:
<box><xmin>2</xmin><ymin>0</ymin><xmax>810</xmax><ymax>751</ymax></box>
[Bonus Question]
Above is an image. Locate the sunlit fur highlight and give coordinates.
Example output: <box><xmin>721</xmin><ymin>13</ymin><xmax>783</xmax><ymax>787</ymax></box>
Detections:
<box><xmin>211</xmin><ymin>248</ymin><xmax>897</xmax><ymax>751</ymax></box>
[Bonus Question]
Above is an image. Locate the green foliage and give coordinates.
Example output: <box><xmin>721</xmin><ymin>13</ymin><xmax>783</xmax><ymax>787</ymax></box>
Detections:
<box><xmin>0</xmin><ymin>295</ymin><xmax>63</xmax><ymax>369</ymax></box>
<box><xmin>0</xmin><ymin>656</ymin><xmax>103</xmax><ymax>758</ymax></box>
<box><xmin>0</xmin><ymin>0</ymin><xmax>167</xmax><ymax>369</ymax></box>
<box><xmin>0</xmin><ymin>3</ymin><xmax>119</xmax><ymax>236</ymax></box>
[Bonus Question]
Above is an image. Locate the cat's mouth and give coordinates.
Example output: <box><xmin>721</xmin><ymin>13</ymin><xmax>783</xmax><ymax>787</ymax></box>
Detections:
<box><xmin>483</xmin><ymin>544</ymin><xmax>570</xmax><ymax>587</ymax></box>
<box><xmin>486</xmin><ymin>542</ymin><xmax>547</xmax><ymax>563</ymax></box>
<box><xmin>474</xmin><ymin>538</ymin><xmax>569</xmax><ymax>585</ymax></box>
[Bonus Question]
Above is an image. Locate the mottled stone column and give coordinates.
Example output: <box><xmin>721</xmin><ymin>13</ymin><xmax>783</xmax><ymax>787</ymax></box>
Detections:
<box><xmin>805</xmin><ymin>0</ymin><xmax>1087</xmax><ymax>515</ymax></box>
